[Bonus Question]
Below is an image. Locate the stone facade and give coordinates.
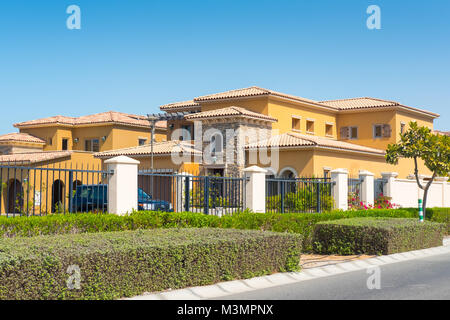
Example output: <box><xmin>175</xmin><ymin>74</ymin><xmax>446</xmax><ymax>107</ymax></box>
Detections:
<box><xmin>193</xmin><ymin>118</ymin><xmax>272</xmax><ymax>177</ymax></box>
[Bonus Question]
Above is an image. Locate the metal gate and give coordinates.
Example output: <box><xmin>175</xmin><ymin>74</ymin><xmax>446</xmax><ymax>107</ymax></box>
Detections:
<box><xmin>266</xmin><ymin>177</ymin><xmax>334</xmax><ymax>213</ymax></box>
<box><xmin>138</xmin><ymin>171</ymin><xmax>247</xmax><ymax>216</ymax></box>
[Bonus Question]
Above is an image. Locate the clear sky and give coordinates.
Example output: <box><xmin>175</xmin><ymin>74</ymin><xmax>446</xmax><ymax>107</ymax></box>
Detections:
<box><xmin>0</xmin><ymin>0</ymin><xmax>449</xmax><ymax>134</ymax></box>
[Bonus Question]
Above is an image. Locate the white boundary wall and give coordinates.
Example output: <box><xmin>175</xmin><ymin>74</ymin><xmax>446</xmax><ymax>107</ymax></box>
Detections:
<box><xmin>382</xmin><ymin>173</ymin><xmax>450</xmax><ymax>208</ymax></box>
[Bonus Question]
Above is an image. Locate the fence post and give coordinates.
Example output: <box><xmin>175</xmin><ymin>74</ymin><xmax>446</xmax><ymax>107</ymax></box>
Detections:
<box><xmin>68</xmin><ymin>171</ymin><xmax>74</xmax><ymax>213</ymax></box>
<box><xmin>330</xmin><ymin>168</ymin><xmax>348</xmax><ymax>211</ymax></box>
<box><xmin>359</xmin><ymin>170</ymin><xmax>374</xmax><ymax>207</ymax></box>
<box><xmin>381</xmin><ymin>172</ymin><xmax>398</xmax><ymax>202</ymax></box>
<box><xmin>105</xmin><ymin>156</ymin><xmax>140</xmax><ymax>215</ymax></box>
<box><xmin>204</xmin><ymin>176</ymin><xmax>209</xmax><ymax>214</ymax></box>
<box><xmin>184</xmin><ymin>175</ymin><xmax>190</xmax><ymax>212</ymax></box>
<box><xmin>316</xmin><ymin>182</ymin><xmax>321</xmax><ymax>213</ymax></box>
<box><xmin>243</xmin><ymin>166</ymin><xmax>267</xmax><ymax>213</ymax></box>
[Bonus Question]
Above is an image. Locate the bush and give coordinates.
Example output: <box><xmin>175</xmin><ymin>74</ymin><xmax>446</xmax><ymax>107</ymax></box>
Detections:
<box><xmin>0</xmin><ymin>209</ymin><xmax>418</xmax><ymax>252</ymax></box>
<box><xmin>266</xmin><ymin>188</ymin><xmax>334</xmax><ymax>213</ymax></box>
<box><xmin>0</xmin><ymin>228</ymin><xmax>302</xmax><ymax>300</ymax></box>
<box><xmin>402</xmin><ymin>207</ymin><xmax>450</xmax><ymax>233</ymax></box>
<box><xmin>312</xmin><ymin>218</ymin><xmax>445</xmax><ymax>255</ymax></box>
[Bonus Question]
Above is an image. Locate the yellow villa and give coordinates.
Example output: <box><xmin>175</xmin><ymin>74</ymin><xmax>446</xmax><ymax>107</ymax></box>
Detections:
<box><xmin>0</xmin><ymin>111</ymin><xmax>167</xmax><ymax>214</ymax></box>
<box><xmin>96</xmin><ymin>86</ymin><xmax>440</xmax><ymax>180</ymax></box>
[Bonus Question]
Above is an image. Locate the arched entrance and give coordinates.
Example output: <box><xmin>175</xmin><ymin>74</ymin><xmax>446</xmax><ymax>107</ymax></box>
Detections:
<box><xmin>279</xmin><ymin>167</ymin><xmax>297</xmax><ymax>179</ymax></box>
<box><xmin>52</xmin><ymin>180</ymin><xmax>65</xmax><ymax>213</ymax></box>
<box><xmin>7</xmin><ymin>179</ymin><xmax>23</xmax><ymax>214</ymax></box>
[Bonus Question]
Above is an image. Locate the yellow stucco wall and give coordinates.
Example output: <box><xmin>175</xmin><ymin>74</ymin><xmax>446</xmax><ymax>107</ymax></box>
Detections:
<box><xmin>337</xmin><ymin>110</ymin><xmax>435</xmax><ymax>151</ymax></box>
<box><xmin>199</xmin><ymin>98</ymin><xmax>269</xmax><ymax>115</ymax></box>
<box><xmin>21</xmin><ymin>124</ymin><xmax>166</xmax><ymax>153</ymax></box>
<box><xmin>267</xmin><ymin>97</ymin><xmax>337</xmax><ymax>137</ymax></box>
<box><xmin>248</xmin><ymin>148</ymin><xmax>431</xmax><ymax>179</ymax></box>
<box><xmin>394</xmin><ymin>110</ymin><xmax>434</xmax><ymax>143</ymax></box>
<box><xmin>336</xmin><ymin>110</ymin><xmax>396</xmax><ymax>151</ymax></box>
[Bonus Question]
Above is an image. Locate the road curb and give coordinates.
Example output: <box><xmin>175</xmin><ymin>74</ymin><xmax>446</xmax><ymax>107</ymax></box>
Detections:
<box><xmin>127</xmin><ymin>243</ymin><xmax>450</xmax><ymax>300</ymax></box>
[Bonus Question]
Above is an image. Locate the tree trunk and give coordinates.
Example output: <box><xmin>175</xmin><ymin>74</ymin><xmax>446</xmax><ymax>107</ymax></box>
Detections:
<box><xmin>422</xmin><ymin>172</ymin><xmax>437</xmax><ymax>219</ymax></box>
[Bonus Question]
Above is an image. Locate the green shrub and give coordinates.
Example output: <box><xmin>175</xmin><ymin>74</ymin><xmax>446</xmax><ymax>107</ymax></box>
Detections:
<box><xmin>401</xmin><ymin>207</ymin><xmax>450</xmax><ymax>233</ymax></box>
<box><xmin>0</xmin><ymin>209</ymin><xmax>418</xmax><ymax>252</ymax></box>
<box><xmin>0</xmin><ymin>228</ymin><xmax>302</xmax><ymax>300</ymax></box>
<box><xmin>266</xmin><ymin>188</ymin><xmax>334</xmax><ymax>213</ymax></box>
<box><xmin>312</xmin><ymin>218</ymin><xmax>445</xmax><ymax>255</ymax></box>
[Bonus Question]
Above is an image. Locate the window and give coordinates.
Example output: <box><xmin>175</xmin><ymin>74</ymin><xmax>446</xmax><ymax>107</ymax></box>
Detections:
<box><xmin>373</xmin><ymin>125</ymin><xmax>383</xmax><ymax>138</ymax></box>
<box><xmin>306</xmin><ymin>120</ymin><xmax>315</xmax><ymax>134</ymax></box>
<box><xmin>85</xmin><ymin>139</ymin><xmax>100</xmax><ymax>152</ymax></box>
<box><xmin>340</xmin><ymin>126</ymin><xmax>358</xmax><ymax>140</ymax></box>
<box><xmin>181</xmin><ymin>125</ymin><xmax>193</xmax><ymax>141</ymax></box>
<box><xmin>350</xmin><ymin>127</ymin><xmax>358</xmax><ymax>139</ymax></box>
<box><xmin>138</xmin><ymin>138</ymin><xmax>147</xmax><ymax>146</ymax></box>
<box><xmin>48</xmin><ymin>138</ymin><xmax>53</xmax><ymax>145</ymax></box>
<box><xmin>325</xmin><ymin>123</ymin><xmax>333</xmax><ymax>137</ymax></box>
<box><xmin>211</xmin><ymin>133</ymin><xmax>223</xmax><ymax>154</ymax></box>
<box><xmin>62</xmin><ymin>139</ymin><xmax>68</xmax><ymax>151</ymax></box>
<box><xmin>400</xmin><ymin>122</ymin><xmax>406</xmax><ymax>134</ymax></box>
<box><xmin>291</xmin><ymin>116</ymin><xmax>301</xmax><ymax>131</ymax></box>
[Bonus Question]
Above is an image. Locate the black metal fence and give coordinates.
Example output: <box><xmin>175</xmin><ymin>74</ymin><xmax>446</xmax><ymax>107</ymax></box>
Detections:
<box><xmin>138</xmin><ymin>171</ymin><xmax>246</xmax><ymax>215</ymax></box>
<box><xmin>266</xmin><ymin>177</ymin><xmax>334</xmax><ymax>213</ymax></box>
<box><xmin>0</xmin><ymin>164</ymin><xmax>111</xmax><ymax>217</ymax></box>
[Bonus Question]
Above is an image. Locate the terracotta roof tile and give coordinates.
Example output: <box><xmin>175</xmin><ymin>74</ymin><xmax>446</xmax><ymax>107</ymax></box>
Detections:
<box><xmin>0</xmin><ymin>133</ymin><xmax>45</xmax><ymax>144</ymax></box>
<box><xmin>193</xmin><ymin>86</ymin><xmax>332</xmax><ymax>109</ymax></box>
<box><xmin>320</xmin><ymin>97</ymin><xmax>439</xmax><ymax>117</ymax></box>
<box><xmin>160</xmin><ymin>100</ymin><xmax>201</xmax><ymax>112</ymax></box>
<box><xmin>184</xmin><ymin>106</ymin><xmax>277</xmax><ymax>122</ymax></box>
<box><xmin>14</xmin><ymin>111</ymin><xmax>167</xmax><ymax>129</ymax></box>
<box><xmin>95</xmin><ymin>140</ymin><xmax>201</xmax><ymax>158</ymax></box>
<box><xmin>0</xmin><ymin>151</ymin><xmax>72</xmax><ymax>164</ymax></box>
<box><xmin>434</xmin><ymin>130</ymin><xmax>450</xmax><ymax>136</ymax></box>
<box><xmin>245</xmin><ymin>132</ymin><xmax>385</xmax><ymax>155</ymax></box>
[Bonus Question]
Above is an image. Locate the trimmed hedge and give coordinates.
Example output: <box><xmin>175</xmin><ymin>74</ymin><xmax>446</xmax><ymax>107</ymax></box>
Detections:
<box><xmin>0</xmin><ymin>228</ymin><xmax>302</xmax><ymax>300</ymax></box>
<box><xmin>403</xmin><ymin>207</ymin><xmax>450</xmax><ymax>234</ymax></box>
<box><xmin>0</xmin><ymin>209</ymin><xmax>420</xmax><ymax>252</ymax></box>
<box><xmin>312</xmin><ymin>218</ymin><xmax>445</xmax><ymax>255</ymax></box>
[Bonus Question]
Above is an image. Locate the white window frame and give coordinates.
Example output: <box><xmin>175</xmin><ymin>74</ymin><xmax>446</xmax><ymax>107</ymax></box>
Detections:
<box><xmin>306</xmin><ymin>118</ymin><xmax>315</xmax><ymax>135</ymax></box>
<box><xmin>349</xmin><ymin>126</ymin><xmax>358</xmax><ymax>140</ymax></box>
<box><xmin>325</xmin><ymin>122</ymin><xmax>334</xmax><ymax>137</ymax></box>
<box><xmin>85</xmin><ymin>138</ymin><xmax>100</xmax><ymax>152</ymax></box>
<box><xmin>291</xmin><ymin>115</ymin><xmax>302</xmax><ymax>132</ymax></box>
<box><xmin>373</xmin><ymin>124</ymin><xmax>383</xmax><ymax>139</ymax></box>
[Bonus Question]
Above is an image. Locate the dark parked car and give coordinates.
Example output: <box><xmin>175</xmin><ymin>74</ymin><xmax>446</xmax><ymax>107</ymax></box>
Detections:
<box><xmin>72</xmin><ymin>185</ymin><xmax>173</xmax><ymax>212</ymax></box>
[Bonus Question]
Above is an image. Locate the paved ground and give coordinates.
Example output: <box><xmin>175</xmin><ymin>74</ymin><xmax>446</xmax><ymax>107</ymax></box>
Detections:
<box><xmin>300</xmin><ymin>254</ymin><xmax>375</xmax><ymax>269</ymax></box>
<box><xmin>219</xmin><ymin>251</ymin><xmax>450</xmax><ymax>300</ymax></box>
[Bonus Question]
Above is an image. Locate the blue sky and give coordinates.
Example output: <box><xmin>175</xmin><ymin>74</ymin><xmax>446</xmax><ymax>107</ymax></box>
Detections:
<box><xmin>0</xmin><ymin>0</ymin><xmax>449</xmax><ymax>133</ymax></box>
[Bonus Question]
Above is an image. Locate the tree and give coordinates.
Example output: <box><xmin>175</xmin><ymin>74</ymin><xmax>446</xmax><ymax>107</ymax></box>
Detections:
<box><xmin>386</xmin><ymin>121</ymin><xmax>450</xmax><ymax>217</ymax></box>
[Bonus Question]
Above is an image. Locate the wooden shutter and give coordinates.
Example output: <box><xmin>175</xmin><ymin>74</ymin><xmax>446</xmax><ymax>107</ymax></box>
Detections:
<box><xmin>340</xmin><ymin>127</ymin><xmax>349</xmax><ymax>139</ymax></box>
<box><xmin>382</xmin><ymin>124</ymin><xmax>392</xmax><ymax>138</ymax></box>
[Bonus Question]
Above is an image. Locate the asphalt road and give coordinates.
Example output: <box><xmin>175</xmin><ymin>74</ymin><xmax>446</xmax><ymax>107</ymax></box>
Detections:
<box><xmin>217</xmin><ymin>251</ymin><xmax>450</xmax><ymax>300</ymax></box>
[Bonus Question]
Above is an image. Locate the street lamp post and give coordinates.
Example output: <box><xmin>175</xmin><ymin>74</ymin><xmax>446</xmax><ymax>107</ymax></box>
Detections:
<box><xmin>147</xmin><ymin>115</ymin><xmax>158</xmax><ymax>196</ymax></box>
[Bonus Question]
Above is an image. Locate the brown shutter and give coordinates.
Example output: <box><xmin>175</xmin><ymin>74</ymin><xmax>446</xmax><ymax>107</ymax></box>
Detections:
<box><xmin>382</xmin><ymin>124</ymin><xmax>392</xmax><ymax>138</ymax></box>
<box><xmin>340</xmin><ymin>127</ymin><xmax>349</xmax><ymax>139</ymax></box>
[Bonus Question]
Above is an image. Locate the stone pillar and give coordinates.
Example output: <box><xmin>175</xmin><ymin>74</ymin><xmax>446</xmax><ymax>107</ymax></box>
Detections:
<box><xmin>105</xmin><ymin>156</ymin><xmax>140</xmax><ymax>215</ymax></box>
<box><xmin>331</xmin><ymin>169</ymin><xmax>348</xmax><ymax>211</ymax></box>
<box><xmin>243</xmin><ymin>166</ymin><xmax>267</xmax><ymax>213</ymax></box>
<box><xmin>359</xmin><ymin>170</ymin><xmax>374</xmax><ymax>207</ymax></box>
<box><xmin>381</xmin><ymin>172</ymin><xmax>398</xmax><ymax>201</ymax></box>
